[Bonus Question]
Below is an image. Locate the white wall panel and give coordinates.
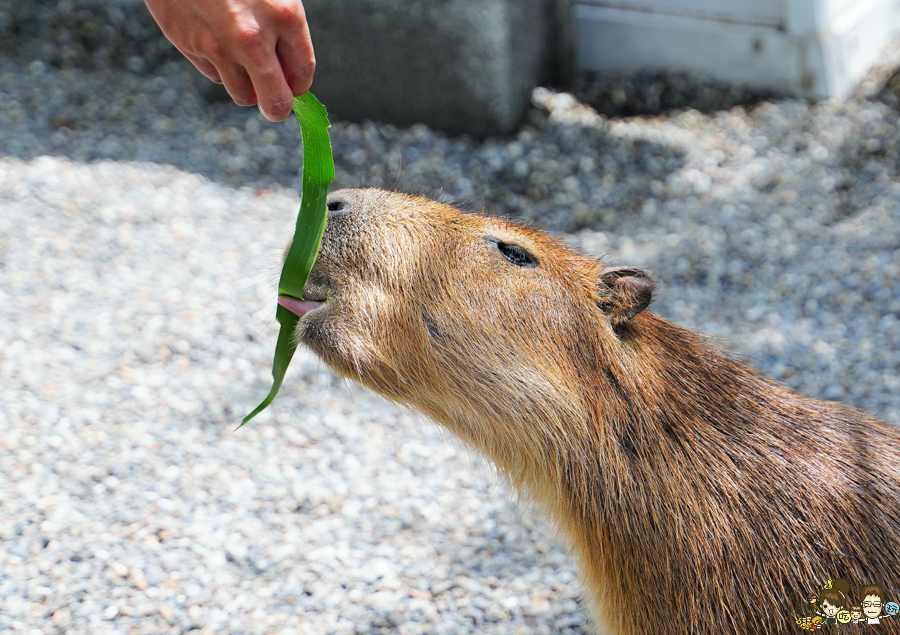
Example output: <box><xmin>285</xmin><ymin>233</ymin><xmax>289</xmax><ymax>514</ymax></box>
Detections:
<box><xmin>575</xmin><ymin>0</ymin><xmax>898</xmax><ymax>100</ymax></box>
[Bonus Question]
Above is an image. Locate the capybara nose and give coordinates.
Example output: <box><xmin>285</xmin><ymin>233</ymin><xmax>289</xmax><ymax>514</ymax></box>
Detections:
<box><xmin>326</xmin><ymin>195</ymin><xmax>352</xmax><ymax>218</ymax></box>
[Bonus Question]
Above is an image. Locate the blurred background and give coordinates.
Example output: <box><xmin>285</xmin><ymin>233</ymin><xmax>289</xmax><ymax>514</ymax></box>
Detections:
<box><xmin>2</xmin><ymin>0</ymin><xmax>900</xmax><ymax>633</ymax></box>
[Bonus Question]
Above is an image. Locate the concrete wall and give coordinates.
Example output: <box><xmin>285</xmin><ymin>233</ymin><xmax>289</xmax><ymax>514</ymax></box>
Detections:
<box><xmin>303</xmin><ymin>0</ymin><xmax>562</xmax><ymax>136</ymax></box>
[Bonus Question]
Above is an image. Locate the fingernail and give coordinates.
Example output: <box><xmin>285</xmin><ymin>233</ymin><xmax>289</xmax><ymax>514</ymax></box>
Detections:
<box><xmin>259</xmin><ymin>106</ymin><xmax>278</xmax><ymax>122</ymax></box>
<box><xmin>261</xmin><ymin>104</ymin><xmax>292</xmax><ymax>122</ymax></box>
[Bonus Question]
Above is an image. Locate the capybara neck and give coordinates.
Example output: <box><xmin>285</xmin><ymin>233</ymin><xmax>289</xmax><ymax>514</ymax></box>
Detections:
<box><xmin>480</xmin><ymin>311</ymin><xmax>900</xmax><ymax>635</ymax></box>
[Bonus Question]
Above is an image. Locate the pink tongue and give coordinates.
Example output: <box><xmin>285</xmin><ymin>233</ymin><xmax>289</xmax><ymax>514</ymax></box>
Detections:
<box><xmin>278</xmin><ymin>295</ymin><xmax>323</xmax><ymax>316</ymax></box>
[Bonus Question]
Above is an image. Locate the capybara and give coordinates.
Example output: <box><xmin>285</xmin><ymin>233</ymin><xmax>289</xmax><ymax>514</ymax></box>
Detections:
<box><xmin>276</xmin><ymin>188</ymin><xmax>900</xmax><ymax>635</ymax></box>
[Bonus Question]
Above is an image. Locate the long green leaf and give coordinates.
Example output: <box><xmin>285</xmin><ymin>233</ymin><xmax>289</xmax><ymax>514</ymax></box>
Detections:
<box><xmin>240</xmin><ymin>92</ymin><xmax>334</xmax><ymax>427</ymax></box>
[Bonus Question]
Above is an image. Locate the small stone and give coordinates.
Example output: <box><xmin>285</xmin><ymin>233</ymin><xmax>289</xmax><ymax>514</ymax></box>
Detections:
<box><xmin>108</xmin><ymin>562</ymin><xmax>128</xmax><ymax>578</ymax></box>
<box><xmin>130</xmin><ymin>567</ymin><xmax>149</xmax><ymax>590</ymax></box>
<box><xmin>126</xmin><ymin>56</ymin><xmax>147</xmax><ymax>74</ymax></box>
<box><xmin>225</xmin><ymin>542</ymin><xmax>248</xmax><ymax>561</ymax></box>
<box><xmin>51</xmin><ymin>608</ymin><xmax>70</xmax><ymax>626</ymax></box>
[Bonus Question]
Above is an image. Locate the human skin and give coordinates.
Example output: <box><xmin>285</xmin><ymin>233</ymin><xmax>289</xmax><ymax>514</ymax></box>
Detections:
<box><xmin>144</xmin><ymin>0</ymin><xmax>315</xmax><ymax>121</ymax></box>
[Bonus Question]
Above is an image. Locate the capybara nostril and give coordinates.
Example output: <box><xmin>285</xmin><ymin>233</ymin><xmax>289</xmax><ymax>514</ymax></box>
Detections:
<box><xmin>326</xmin><ymin>197</ymin><xmax>351</xmax><ymax>217</ymax></box>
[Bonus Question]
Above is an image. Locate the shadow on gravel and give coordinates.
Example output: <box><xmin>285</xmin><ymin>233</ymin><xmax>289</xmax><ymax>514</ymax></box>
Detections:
<box><xmin>0</xmin><ymin>0</ymin><xmax>182</xmax><ymax>74</ymax></box>
<box><xmin>0</xmin><ymin>56</ymin><xmax>688</xmax><ymax>234</ymax></box>
<box><xmin>0</xmin><ymin>0</ymin><xmax>688</xmax><ymax>234</ymax></box>
<box><xmin>571</xmin><ymin>69</ymin><xmax>784</xmax><ymax>119</ymax></box>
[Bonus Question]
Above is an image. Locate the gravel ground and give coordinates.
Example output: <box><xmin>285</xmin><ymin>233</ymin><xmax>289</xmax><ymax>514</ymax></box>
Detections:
<box><xmin>3</xmin><ymin>7</ymin><xmax>900</xmax><ymax>634</ymax></box>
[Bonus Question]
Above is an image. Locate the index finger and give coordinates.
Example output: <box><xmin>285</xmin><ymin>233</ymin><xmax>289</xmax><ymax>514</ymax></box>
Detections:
<box><xmin>245</xmin><ymin>56</ymin><xmax>295</xmax><ymax>121</ymax></box>
<box><xmin>276</xmin><ymin>31</ymin><xmax>315</xmax><ymax>97</ymax></box>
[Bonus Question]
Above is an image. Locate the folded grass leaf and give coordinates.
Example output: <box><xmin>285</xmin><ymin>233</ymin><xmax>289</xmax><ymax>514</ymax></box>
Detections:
<box><xmin>240</xmin><ymin>92</ymin><xmax>334</xmax><ymax>427</ymax></box>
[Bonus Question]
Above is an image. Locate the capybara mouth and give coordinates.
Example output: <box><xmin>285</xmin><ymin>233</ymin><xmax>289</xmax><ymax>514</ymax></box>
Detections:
<box><xmin>277</xmin><ymin>295</ymin><xmax>325</xmax><ymax>317</ymax></box>
<box><xmin>277</xmin><ymin>280</ymin><xmax>329</xmax><ymax>317</ymax></box>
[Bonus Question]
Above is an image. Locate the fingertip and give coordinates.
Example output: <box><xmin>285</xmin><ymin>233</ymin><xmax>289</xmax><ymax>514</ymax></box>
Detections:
<box><xmin>260</xmin><ymin>102</ymin><xmax>293</xmax><ymax>122</ymax></box>
<box><xmin>185</xmin><ymin>53</ymin><xmax>224</xmax><ymax>84</ymax></box>
<box><xmin>287</xmin><ymin>60</ymin><xmax>315</xmax><ymax>97</ymax></box>
<box><xmin>232</xmin><ymin>92</ymin><xmax>258</xmax><ymax>107</ymax></box>
<box><xmin>259</xmin><ymin>108</ymin><xmax>283</xmax><ymax>122</ymax></box>
<box><xmin>289</xmin><ymin>75</ymin><xmax>313</xmax><ymax>98</ymax></box>
<box><xmin>218</xmin><ymin>63</ymin><xmax>258</xmax><ymax>107</ymax></box>
<box><xmin>199</xmin><ymin>67</ymin><xmax>224</xmax><ymax>84</ymax></box>
<box><xmin>256</xmin><ymin>79</ymin><xmax>296</xmax><ymax>120</ymax></box>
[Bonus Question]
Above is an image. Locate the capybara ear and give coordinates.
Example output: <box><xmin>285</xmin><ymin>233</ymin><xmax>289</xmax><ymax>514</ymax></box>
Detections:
<box><xmin>598</xmin><ymin>266</ymin><xmax>656</xmax><ymax>326</ymax></box>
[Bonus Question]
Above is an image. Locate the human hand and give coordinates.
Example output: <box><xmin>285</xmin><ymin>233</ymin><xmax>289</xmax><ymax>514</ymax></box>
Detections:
<box><xmin>144</xmin><ymin>0</ymin><xmax>315</xmax><ymax>121</ymax></box>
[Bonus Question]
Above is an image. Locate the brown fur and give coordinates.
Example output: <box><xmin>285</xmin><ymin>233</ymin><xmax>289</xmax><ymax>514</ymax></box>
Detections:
<box><xmin>289</xmin><ymin>188</ymin><xmax>900</xmax><ymax>635</ymax></box>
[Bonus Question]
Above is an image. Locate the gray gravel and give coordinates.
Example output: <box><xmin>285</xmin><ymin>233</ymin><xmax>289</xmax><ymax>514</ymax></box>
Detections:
<box><xmin>3</xmin><ymin>14</ymin><xmax>900</xmax><ymax>635</ymax></box>
<box><xmin>0</xmin><ymin>158</ymin><xmax>583</xmax><ymax>635</ymax></box>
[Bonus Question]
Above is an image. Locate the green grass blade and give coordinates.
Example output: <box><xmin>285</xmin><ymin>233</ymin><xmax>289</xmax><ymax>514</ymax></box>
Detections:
<box><xmin>240</xmin><ymin>92</ymin><xmax>334</xmax><ymax>428</ymax></box>
<box><xmin>279</xmin><ymin>92</ymin><xmax>335</xmax><ymax>299</ymax></box>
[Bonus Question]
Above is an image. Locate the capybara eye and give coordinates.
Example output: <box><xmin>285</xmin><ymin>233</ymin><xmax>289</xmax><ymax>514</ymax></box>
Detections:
<box><xmin>498</xmin><ymin>242</ymin><xmax>539</xmax><ymax>268</ymax></box>
<box><xmin>486</xmin><ymin>236</ymin><xmax>539</xmax><ymax>268</ymax></box>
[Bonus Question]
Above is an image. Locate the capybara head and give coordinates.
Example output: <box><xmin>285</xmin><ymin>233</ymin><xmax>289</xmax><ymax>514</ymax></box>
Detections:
<box><xmin>282</xmin><ymin>187</ymin><xmax>654</xmax><ymax>473</ymax></box>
